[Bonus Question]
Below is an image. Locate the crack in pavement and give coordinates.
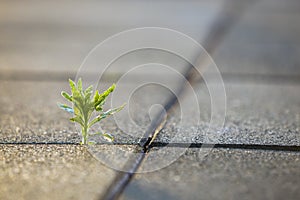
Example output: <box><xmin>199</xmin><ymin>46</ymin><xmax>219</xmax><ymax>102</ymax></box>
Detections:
<box><xmin>101</xmin><ymin>1</ymin><xmax>259</xmax><ymax>199</ymax></box>
<box><xmin>1</xmin><ymin>142</ymin><xmax>300</xmax><ymax>152</ymax></box>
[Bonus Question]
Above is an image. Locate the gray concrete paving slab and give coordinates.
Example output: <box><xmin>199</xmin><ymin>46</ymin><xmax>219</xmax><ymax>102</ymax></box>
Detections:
<box><xmin>153</xmin><ymin>82</ymin><xmax>300</xmax><ymax>146</ymax></box>
<box><xmin>0</xmin><ymin>81</ymin><xmax>78</xmax><ymax>143</ymax></box>
<box><xmin>0</xmin><ymin>144</ymin><xmax>123</xmax><ymax>200</ymax></box>
<box><xmin>0</xmin><ymin>80</ymin><xmax>177</xmax><ymax>144</ymax></box>
<box><xmin>122</xmin><ymin>148</ymin><xmax>300</xmax><ymax>200</ymax></box>
<box><xmin>213</xmin><ymin>0</ymin><xmax>300</xmax><ymax>76</ymax></box>
<box><xmin>1</xmin><ymin>80</ymin><xmax>299</xmax><ymax>146</ymax></box>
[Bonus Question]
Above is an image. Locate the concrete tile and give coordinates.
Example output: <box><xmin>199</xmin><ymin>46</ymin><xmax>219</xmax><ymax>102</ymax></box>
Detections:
<box><xmin>152</xmin><ymin>82</ymin><xmax>300</xmax><ymax>146</ymax></box>
<box><xmin>0</xmin><ymin>80</ymin><xmax>175</xmax><ymax>144</ymax></box>
<box><xmin>122</xmin><ymin>148</ymin><xmax>300</xmax><ymax>200</ymax></box>
<box><xmin>0</xmin><ymin>144</ymin><xmax>118</xmax><ymax>200</ymax></box>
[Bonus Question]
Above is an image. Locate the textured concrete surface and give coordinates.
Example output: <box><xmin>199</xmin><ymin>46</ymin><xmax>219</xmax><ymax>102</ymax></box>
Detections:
<box><xmin>154</xmin><ymin>83</ymin><xmax>300</xmax><ymax>145</ymax></box>
<box><xmin>0</xmin><ymin>81</ymin><xmax>79</xmax><ymax>143</ymax></box>
<box><xmin>1</xmin><ymin>0</ymin><xmax>300</xmax><ymax>199</ymax></box>
<box><xmin>122</xmin><ymin>148</ymin><xmax>300</xmax><ymax>200</ymax></box>
<box><xmin>0</xmin><ymin>80</ymin><xmax>175</xmax><ymax>144</ymax></box>
<box><xmin>0</xmin><ymin>144</ymin><xmax>117</xmax><ymax>200</ymax></box>
<box><xmin>2</xmin><ymin>80</ymin><xmax>298</xmax><ymax>146</ymax></box>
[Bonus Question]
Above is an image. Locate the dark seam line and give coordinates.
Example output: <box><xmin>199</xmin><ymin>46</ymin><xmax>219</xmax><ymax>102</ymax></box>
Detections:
<box><xmin>1</xmin><ymin>72</ymin><xmax>300</xmax><ymax>84</ymax></box>
<box><xmin>0</xmin><ymin>142</ymin><xmax>78</xmax><ymax>145</ymax></box>
<box><xmin>0</xmin><ymin>71</ymin><xmax>122</xmax><ymax>82</ymax></box>
<box><xmin>101</xmin><ymin>42</ymin><xmax>197</xmax><ymax>200</ymax></box>
<box><xmin>99</xmin><ymin>152</ymin><xmax>146</xmax><ymax>200</ymax></box>
<box><xmin>1</xmin><ymin>142</ymin><xmax>299</xmax><ymax>152</ymax></box>
<box><xmin>150</xmin><ymin>142</ymin><xmax>300</xmax><ymax>152</ymax></box>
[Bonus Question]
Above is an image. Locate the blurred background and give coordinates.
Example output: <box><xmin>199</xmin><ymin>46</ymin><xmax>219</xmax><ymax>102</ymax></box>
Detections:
<box><xmin>0</xmin><ymin>0</ymin><xmax>299</xmax><ymax>80</ymax></box>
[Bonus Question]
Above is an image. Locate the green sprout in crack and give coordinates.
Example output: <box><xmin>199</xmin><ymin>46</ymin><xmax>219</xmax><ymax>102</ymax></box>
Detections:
<box><xmin>58</xmin><ymin>78</ymin><xmax>125</xmax><ymax>145</ymax></box>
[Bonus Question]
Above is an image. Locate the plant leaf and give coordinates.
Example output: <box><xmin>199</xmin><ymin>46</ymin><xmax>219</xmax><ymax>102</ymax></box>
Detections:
<box><xmin>88</xmin><ymin>141</ymin><xmax>96</xmax><ymax>145</ymax></box>
<box><xmin>95</xmin><ymin>100</ymin><xmax>105</xmax><ymax>111</ymax></box>
<box><xmin>93</xmin><ymin>90</ymin><xmax>99</xmax><ymax>104</ymax></box>
<box><xmin>84</xmin><ymin>85</ymin><xmax>93</xmax><ymax>99</ymax></box>
<box><xmin>85</xmin><ymin>85</ymin><xmax>93</xmax><ymax>95</ymax></box>
<box><xmin>93</xmin><ymin>132</ymin><xmax>114</xmax><ymax>142</ymax></box>
<box><xmin>102</xmin><ymin>133</ymin><xmax>114</xmax><ymax>142</ymax></box>
<box><xmin>69</xmin><ymin>79</ymin><xmax>77</xmax><ymax>94</ymax></box>
<box><xmin>77</xmin><ymin>78</ymin><xmax>83</xmax><ymax>93</ymax></box>
<box><xmin>70</xmin><ymin>115</ymin><xmax>84</xmax><ymax>126</ymax></box>
<box><xmin>89</xmin><ymin>103</ymin><xmax>125</xmax><ymax>128</ymax></box>
<box><xmin>102</xmin><ymin>103</ymin><xmax>126</xmax><ymax>118</ymax></box>
<box><xmin>88</xmin><ymin>115</ymin><xmax>105</xmax><ymax>128</ymax></box>
<box><xmin>61</xmin><ymin>91</ymin><xmax>73</xmax><ymax>102</ymax></box>
<box><xmin>94</xmin><ymin>84</ymin><xmax>116</xmax><ymax>110</ymax></box>
<box><xmin>69</xmin><ymin>79</ymin><xmax>82</xmax><ymax>99</ymax></box>
<box><xmin>57</xmin><ymin>103</ymin><xmax>74</xmax><ymax>114</ymax></box>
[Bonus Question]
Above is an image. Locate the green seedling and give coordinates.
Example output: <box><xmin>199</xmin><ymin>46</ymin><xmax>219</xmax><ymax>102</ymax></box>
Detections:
<box><xmin>58</xmin><ymin>78</ymin><xmax>125</xmax><ymax>145</ymax></box>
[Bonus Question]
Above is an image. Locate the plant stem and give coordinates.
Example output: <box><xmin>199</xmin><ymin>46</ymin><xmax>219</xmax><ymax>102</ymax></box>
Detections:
<box><xmin>81</xmin><ymin>125</ymin><xmax>88</xmax><ymax>145</ymax></box>
<box><xmin>81</xmin><ymin>109</ymin><xmax>89</xmax><ymax>145</ymax></box>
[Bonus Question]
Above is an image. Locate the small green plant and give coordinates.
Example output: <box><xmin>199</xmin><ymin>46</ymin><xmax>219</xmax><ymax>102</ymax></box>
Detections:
<box><xmin>58</xmin><ymin>78</ymin><xmax>125</xmax><ymax>145</ymax></box>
